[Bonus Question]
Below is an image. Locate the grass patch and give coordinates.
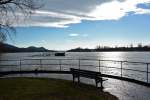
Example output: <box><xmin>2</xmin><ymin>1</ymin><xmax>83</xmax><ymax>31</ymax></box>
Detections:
<box><xmin>0</xmin><ymin>77</ymin><xmax>118</xmax><ymax>100</ymax></box>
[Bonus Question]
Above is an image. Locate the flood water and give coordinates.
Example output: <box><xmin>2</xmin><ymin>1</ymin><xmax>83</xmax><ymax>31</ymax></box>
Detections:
<box><xmin>0</xmin><ymin>52</ymin><xmax>150</xmax><ymax>100</ymax></box>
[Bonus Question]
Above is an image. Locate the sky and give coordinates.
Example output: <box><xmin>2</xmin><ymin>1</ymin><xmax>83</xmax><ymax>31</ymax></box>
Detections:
<box><xmin>6</xmin><ymin>0</ymin><xmax>150</xmax><ymax>50</ymax></box>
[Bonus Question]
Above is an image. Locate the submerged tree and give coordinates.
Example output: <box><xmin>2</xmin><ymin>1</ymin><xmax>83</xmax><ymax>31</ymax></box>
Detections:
<box><xmin>0</xmin><ymin>0</ymin><xmax>41</xmax><ymax>42</ymax></box>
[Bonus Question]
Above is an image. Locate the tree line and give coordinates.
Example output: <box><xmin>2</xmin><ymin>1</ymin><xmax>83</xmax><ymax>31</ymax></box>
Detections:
<box><xmin>68</xmin><ymin>43</ymin><xmax>150</xmax><ymax>52</ymax></box>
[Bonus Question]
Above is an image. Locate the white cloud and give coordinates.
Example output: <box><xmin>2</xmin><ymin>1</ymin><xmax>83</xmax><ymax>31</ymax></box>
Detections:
<box><xmin>88</xmin><ymin>0</ymin><xmax>150</xmax><ymax>20</ymax></box>
<box><xmin>12</xmin><ymin>0</ymin><xmax>150</xmax><ymax>28</ymax></box>
<box><xmin>135</xmin><ymin>8</ymin><xmax>150</xmax><ymax>14</ymax></box>
<box><xmin>41</xmin><ymin>40</ymin><xmax>47</xmax><ymax>44</ymax></box>
<box><xmin>69</xmin><ymin>33</ymin><xmax>79</xmax><ymax>37</ymax></box>
<box><xmin>68</xmin><ymin>33</ymin><xmax>89</xmax><ymax>37</ymax></box>
<box><xmin>82</xmin><ymin>34</ymin><xmax>88</xmax><ymax>37</ymax></box>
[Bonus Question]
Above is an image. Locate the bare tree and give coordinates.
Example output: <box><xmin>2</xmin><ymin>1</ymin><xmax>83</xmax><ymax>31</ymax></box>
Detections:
<box><xmin>0</xmin><ymin>0</ymin><xmax>41</xmax><ymax>42</ymax></box>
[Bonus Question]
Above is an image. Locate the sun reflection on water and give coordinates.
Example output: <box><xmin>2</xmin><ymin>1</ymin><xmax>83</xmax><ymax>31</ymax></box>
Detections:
<box><xmin>98</xmin><ymin>52</ymin><xmax>125</xmax><ymax>61</ymax></box>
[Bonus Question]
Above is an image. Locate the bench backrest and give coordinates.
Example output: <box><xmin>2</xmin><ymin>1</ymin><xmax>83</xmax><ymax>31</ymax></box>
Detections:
<box><xmin>70</xmin><ymin>68</ymin><xmax>101</xmax><ymax>77</ymax></box>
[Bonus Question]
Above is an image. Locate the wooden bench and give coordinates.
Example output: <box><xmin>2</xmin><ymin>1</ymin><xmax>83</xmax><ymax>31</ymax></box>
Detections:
<box><xmin>70</xmin><ymin>68</ymin><xmax>108</xmax><ymax>88</ymax></box>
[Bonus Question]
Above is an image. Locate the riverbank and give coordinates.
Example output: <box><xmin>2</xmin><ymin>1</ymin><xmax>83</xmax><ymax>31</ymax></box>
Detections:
<box><xmin>0</xmin><ymin>77</ymin><xmax>118</xmax><ymax>100</ymax></box>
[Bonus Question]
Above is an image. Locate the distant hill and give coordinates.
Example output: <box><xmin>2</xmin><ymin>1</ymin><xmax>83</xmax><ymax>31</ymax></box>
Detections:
<box><xmin>67</xmin><ymin>47</ymin><xmax>93</xmax><ymax>52</ymax></box>
<box><xmin>0</xmin><ymin>43</ymin><xmax>55</xmax><ymax>52</ymax></box>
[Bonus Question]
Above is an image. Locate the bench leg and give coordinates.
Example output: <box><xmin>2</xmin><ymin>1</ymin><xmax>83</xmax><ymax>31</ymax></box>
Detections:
<box><xmin>95</xmin><ymin>79</ymin><xmax>98</xmax><ymax>87</ymax></box>
<box><xmin>73</xmin><ymin>75</ymin><xmax>75</xmax><ymax>83</ymax></box>
<box><xmin>95</xmin><ymin>79</ymin><xmax>104</xmax><ymax>90</ymax></box>
<box><xmin>78</xmin><ymin>76</ymin><xmax>80</xmax><ymax>83</ymax></box>
<box><xmin>96</xmin><ymin>82</ymin><xmax>98</xmax><ymax>87</ymax></box>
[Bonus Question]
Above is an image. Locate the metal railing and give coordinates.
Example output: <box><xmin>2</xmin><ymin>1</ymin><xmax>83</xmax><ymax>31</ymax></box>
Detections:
<box><xmin>0</xmin><ymin>58</ymin><xmax>150</xmax><ymax>84</ymax></box>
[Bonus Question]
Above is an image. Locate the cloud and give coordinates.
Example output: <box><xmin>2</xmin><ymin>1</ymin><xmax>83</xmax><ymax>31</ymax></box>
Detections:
<box><xmin>69</xmin><ymin>33</ymin><xmax>79</xmax><ymax>37</ymax></box>
<box><xmin>82</xmin><ymin>34</ymin><xmax>88</xmax><ymax>37</ymax></box>
<box><xmin>88</xmin><ymin>0</ymin><xmax>150</xmax><ymax>20</ymax></box>
<box><xmin>12</xmin><ymin>0</ymin><xmax>150</xmax><ymax>28</ymax></box>
<box><xmin>68</xmin><ymin>33</ymin><xmax>88</xmax><ymax>37</ymax></box>
<box><xmin>41</xmin><ymin>40</ymin><xmax>47</xmax><ymax>44</ymax></box>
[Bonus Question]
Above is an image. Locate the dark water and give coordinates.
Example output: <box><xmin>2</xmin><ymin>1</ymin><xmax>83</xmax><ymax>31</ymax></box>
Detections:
<box><xmin>0</xmin><ymin>52</ymin><xmax>150</xmax><ymax>100</ymax></box>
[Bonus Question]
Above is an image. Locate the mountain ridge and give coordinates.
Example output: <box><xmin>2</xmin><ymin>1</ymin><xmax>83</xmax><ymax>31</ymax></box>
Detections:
<box><xmin>0</xmin><ymin>43</ymin><xmax>55</xmax><ymax>52</ymax></box>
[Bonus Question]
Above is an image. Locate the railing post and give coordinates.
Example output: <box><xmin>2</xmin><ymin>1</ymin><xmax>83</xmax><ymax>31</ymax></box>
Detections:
<box><xmin>99</xmin><ymin>60</ymin><xmax>101</xmax><ymax>72</ymax></box>
<box><xmin>147</xmin><ymin>63</ymin><xmax>149</xmax><ymax>83</ymax></box>
<box><xmin>121</xmin><ymin>61</ymin><xmax>123</xmax><ymax>77</ymax></box>
<box><xmin>79</xmin><ymin>59</ymin><xmax>80</xmax><ymax>69</ymax></box>
<box><xmin>20</xmin><ymin>59</ymin><xmax>22</xmax><ymax>71</ymax></box>
<box><xmin>59</xmin><ymin>59</ymin><xmax>62</xmax><ymax>71</ymax></box>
